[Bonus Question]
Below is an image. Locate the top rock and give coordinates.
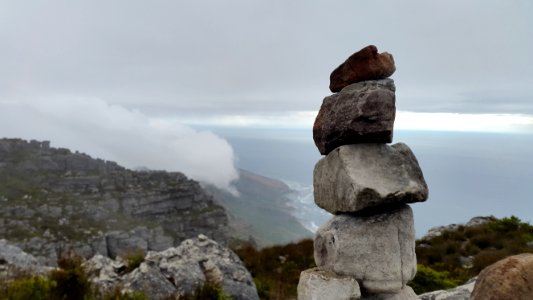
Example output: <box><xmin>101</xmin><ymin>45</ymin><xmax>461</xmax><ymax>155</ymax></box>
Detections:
<box><xmin>329</xmin><ymin>45</ymin><xmax>396</xmax><ymax>93</ymax></box>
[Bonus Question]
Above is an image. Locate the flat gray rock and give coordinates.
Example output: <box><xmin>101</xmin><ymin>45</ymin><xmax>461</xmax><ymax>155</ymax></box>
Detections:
<box><xmin>314</xmin><ymin>143</ymin><xmax>428</xmax><ymax>214</ymax></box>
<box><xmin>298</xmin><ymin>267</ymin><xmax>361</xmax><ymax>300</ymax></box>
<box><xmin>418</xmin><ymin>277</ymin><xmax>476</xmax><ymax>300</ymax></box>
<box><xmin>314</xmin><ymin>205</ymin><xmax>416</xmax><ymax>293</ymax></box>
<box><xmin>363</xmin><ymin>286</ymin><xmax>418</xmax><ymax>300</ymax></box>
<box><xmin>314</xmin><ymin>79</ymin><xmax>396</xmax><ymax>155</ymax></box>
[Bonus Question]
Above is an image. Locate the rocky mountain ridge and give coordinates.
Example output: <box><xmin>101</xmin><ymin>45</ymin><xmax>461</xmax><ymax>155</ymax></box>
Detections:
<box><xmin>0</xmin><ymin>138</ymin><xmax>231</xmax><ymax>265</ymax></box>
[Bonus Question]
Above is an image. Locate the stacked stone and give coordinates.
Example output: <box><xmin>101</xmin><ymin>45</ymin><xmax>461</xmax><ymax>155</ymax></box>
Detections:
<box><xmin>298</xmin><ymin>45</ymin><xmax>429</xmax><ymax>300</ymax></box>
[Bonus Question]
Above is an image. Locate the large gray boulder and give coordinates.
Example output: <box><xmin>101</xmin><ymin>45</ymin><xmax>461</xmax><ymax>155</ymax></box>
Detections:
<box><xmin>122</xmin><ymin>262</ymin><xmax>178</xmax><ymax>300</ymax></box>
<box><xmin>314</xmin><ymin>143</ymin><xmax>428</xmax><ymax>214</ymax></box>
<box><xmin>0</xmin><ymin>239</ymin><xmax>40</xmax><ymax>268</ymax></box>
<box><xmin>314</xmin><ymin>205</ymin><xmax>416</xmax><ymax>293</ymax></box>
<box><xmin>0</xmin><ymin>239</ymin><xmax>51</xmax><ymax>279</ymax></box>
<box><xmin>313</xmin><ymin>79</ymin><xmax>396</xmax><ymax>155</ymax></box>
<box><xmin>364</xmin><ymin>286</ymin><xmax>418</xmax><ymax>300</ymax></box>
<box><xmin>298</xmin><ymin>267</ymin><xmax>361</xmax><ymax>300</ymax></box>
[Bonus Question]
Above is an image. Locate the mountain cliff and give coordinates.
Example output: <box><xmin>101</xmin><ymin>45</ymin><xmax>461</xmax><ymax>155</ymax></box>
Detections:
<box><xmin>0</xmin><ymin>138</ymin><xmax>231</xmax><ymax>265</ymax></box>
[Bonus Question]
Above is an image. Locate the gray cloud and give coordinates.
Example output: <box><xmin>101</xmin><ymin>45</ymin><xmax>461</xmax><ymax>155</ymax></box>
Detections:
<box><xmin>1</xmin><ymin>1</ymin><xmax>532</xmax><ymax>116</ymax></box>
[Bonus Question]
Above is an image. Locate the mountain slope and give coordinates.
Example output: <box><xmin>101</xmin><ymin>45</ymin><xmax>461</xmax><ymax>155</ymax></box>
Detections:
<box><xmin>0</xmin><ymin>138</ymin><xmax>230</xmax><ymax>265</ymax></box>
<box><xmin>207</xmin><ymin>169</ymin><xmax>313</xmax><ymax>247</ymax></box>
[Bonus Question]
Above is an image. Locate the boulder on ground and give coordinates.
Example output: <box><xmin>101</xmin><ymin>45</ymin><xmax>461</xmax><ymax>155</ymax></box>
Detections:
<box><xmin>314</xmin><ymin>79</ymin><xmax>395</xmax><ymax>155</ymax></box>
<box><xmin>314</xmin><ymin>143</ymin><xmax>428</xmax><ymax>214</ymax></box>
<box><xmin>314</xmin><ymin>205</ymin><xmax>416</xmax><ymax>293</ymax></box>
<box><xmin>329</xmin><ymin>45</ymin><xmax>395</xmax><ymax>93</ymax></box>
<box><xmin>297</xmin><ymin>267</ymin><xmax>361</xmax><ymax>300</ymax></box>
<box><xmin>470</xmin><ymin>253</ymin><xmax>533</xmax><ymax>300</ymax></box>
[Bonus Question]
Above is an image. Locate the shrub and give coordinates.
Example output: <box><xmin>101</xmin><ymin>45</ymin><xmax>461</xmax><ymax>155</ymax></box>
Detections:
<box><xmin>408</xmin><ymin>264</ymin><xmax>460</xmax><ymax>294</ymax></box>
<box><xmin>234</xmin><ymin>239</ymin><xmax>315</xmax><ymax>300</ymax></box>
<box><xmin>102</xmin><ymin>288</ymin><xmax>150</xmax><ymax>300</ymax></box>
<box><xmin>0</xmin><ymin>276</ymin><xmax>56</xmax><ymax>300</ymax></box>
<box><xmin>488</xmin><ymin>216</ymin><xmax>521</xmax><ymax>233</ymax></box>
<box><xmin>48</xmin><ymin>253</ymin><xmax>92</xmax><ymax>300</ymax></box>
<box><xmin>180</xmin><ymin>282</ymin><xmax>232</xmax><ymax>300</ymax></box>
<box><xmin>123</xmin><ymin>250</ymin><xmax>145</xmax><ymax>273</ymax></box>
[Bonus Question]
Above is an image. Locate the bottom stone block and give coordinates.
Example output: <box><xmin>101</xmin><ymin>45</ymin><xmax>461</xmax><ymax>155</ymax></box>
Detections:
<box><xmin>298</xmin><ymin>267</ymin><xmax>361</xmax><ymax>300</ymax></box>
<box><xmin>314</xmin><ymin>205</ymin><xmax>416</xmax><ymax>293</ymax></box>
<box><xmin>362</xmin><ymin>286</ymin><xmax>418</xmax><ymax>300</ymax></box>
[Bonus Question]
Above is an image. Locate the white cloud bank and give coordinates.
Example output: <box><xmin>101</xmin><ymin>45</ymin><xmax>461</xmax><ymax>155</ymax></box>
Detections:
<box><xmin>0</xmin><ymin>99</ymin><xmax>239</xmax><ymax>192</ymax></box>
<box><xmin>179</xmin><ymin>111</ymin><xmax>533</xmax><ymax>134</ymax></box>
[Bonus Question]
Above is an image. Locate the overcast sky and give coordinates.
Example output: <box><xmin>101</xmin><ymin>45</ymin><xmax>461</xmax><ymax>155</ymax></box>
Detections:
<box><xmin>1</xmin><ymin>1</ymin><xmax>532</xmax><ymax>189</ymax></box>
<box><xmin>1</xmin><ymin>1</ymin><xmax>532</xmax><ymax>116</ymax></box>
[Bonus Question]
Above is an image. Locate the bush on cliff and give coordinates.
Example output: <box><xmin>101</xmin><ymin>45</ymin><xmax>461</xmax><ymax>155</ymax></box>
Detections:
<box><xmin>234</xmin><ymin>239</ymin><xmax>315</xmax><ymax>300</ymax></box>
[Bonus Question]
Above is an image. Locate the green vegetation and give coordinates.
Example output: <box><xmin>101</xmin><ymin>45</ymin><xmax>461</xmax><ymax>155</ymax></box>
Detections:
<box><xmin>0</xmin><ymin>254</ymin><xmax>149</xmax><ymax>300</ymax></box>
<box><xmin>233</xmin><ymin>216</ymin><xmax>533</xmax><ymax>298</ymax></box>
<box><xmin>0</xmin><ymin>276</ymin><xmax>57</xmax><ymax>300</ymax></box>
<box><xmin>123</xmin><ymin>250</ymin><xmax>146</xmax><ymax>273</ymax></box>
<box><xmin>413</xmin><ymin>216</ymin><xmax>533</xmax><ymax>293</ymax></box>
<box><xmin>234</xmin><ymin>239</ymin><xmax>315</xmax><ymax>300</ymax></box>
<box><xmin>180</xmin><ymin>283</ymin><xmax>232</xmax><ymax>300</ymax></box>
<box><xmin>408</xmin><ymin>264</ymin><xmax>461</xmax><ymax>294</ymax></box>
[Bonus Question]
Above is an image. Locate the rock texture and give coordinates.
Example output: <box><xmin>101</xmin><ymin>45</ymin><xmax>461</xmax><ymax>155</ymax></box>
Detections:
<box><xmin>330</xmin><ymin>45</ymin><xmax>396</xmax><ymax>93</ymax></box>
<box><xmin>314</xmin><ymin>143</ymin><xmax>428</xmax><ymax>213</ymax></box>
<box><xmin>470</xmin><ymin>253</ymin><xmax>533</xmax><ymax>300</ymax></box>
<box><xmin>363</xmin><ymin>286</ymin><xmax>418</xmax><ymax>300</ymax></box>
<box><xmin>0</xmin><ymin>138</ymin><xmax>231</xmax><ymax>265</ymax></box>
<box><xmin>418</xmin><ymin>277</ymin><xmax>476</xmax><ymax>300</ymax></box>
<box><xmin>297</xmin><ymin>267</ymin><xmax>361</xmax><ymax>300</ymax></box>
<box><xmin>314</xmin><ymin>205</ymin><xmax>416</xmax><ymax>293</ymax></box>
<box><xmin>85</xmin><ymin>235</ymin><xmax>259</xmax><ymax>300</ymax></box>
<box><xmin>314</xmin><ymin>79</ymin><xmax>396</xmax><ymax>155</ymax></box>
<box><xmin>0</xmin><ymin>239</ymin><xmax>51</xmax><ymax>279</ymax></box>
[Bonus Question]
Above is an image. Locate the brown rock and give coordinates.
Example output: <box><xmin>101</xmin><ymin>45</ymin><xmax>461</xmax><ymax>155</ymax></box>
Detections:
<box><xmin>313</xmin><ymin>79</ymin><xmax>395</xmax><ymax>155</ymax></box>
<box><xmin>471</xmin><ymin>253</ymin><xmax>533</xmax><ymax>300</ymax></box>
<box><xmin>330</xmin><ymin>45</ymin><xmax>396</xmax><ymax>93</ymax></box>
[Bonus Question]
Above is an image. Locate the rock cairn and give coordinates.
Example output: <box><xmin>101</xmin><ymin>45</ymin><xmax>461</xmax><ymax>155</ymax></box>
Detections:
<box><xmin>298</xmin><ymin>45</ymin><xmax>429</xmax><ymax>300</ymax></box>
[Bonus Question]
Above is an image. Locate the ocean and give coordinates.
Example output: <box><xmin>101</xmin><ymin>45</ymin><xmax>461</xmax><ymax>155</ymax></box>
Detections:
<box><xmin>200</xmin><ymin>127</ymin><xmax>533</xmax><ymax>238</ymax></box>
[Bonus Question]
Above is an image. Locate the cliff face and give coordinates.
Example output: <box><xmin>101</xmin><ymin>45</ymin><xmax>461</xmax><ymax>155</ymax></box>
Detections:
<box><xmin>0</xmin><ymin>138</ymin><xmax>230</xmax><ymax>265</ymax></box>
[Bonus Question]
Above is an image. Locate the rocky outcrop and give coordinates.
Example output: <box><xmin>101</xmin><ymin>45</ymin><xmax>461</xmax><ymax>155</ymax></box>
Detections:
<box><xmin>421</xmin><ymin>216</ymin><xmax>497</xmax><ymax>240</ymax></box>
<box><xmin>0</xmin><ymin>239</ymin><xmax>51</xmax><ymax>279</ymax></box>
<box><xmin>297</xmin><ymin>267</ymin><xmax>361</xmax><ymax>300</ymax></box>
<box><xmin>299</xmin><ymin>48</ymin><xmax>425</xmax><ymax>300</ymax></box>
<box><xmin>85</xmin><ymin>235</ymin><xmax>259</xmax><ymax>300</ymax></box>
<box><xmin>314</xmin><ymin>79</ymin><xmax>396</xmax><ymax>155</ymax></box>
<box><xmin>470</xmin><ymin>253</ymin><xmax>533</xmax><ymax>300</ymax></box>
<box><xmin>0</xmin><ymin>138</ymin><xmax>231</xmax><ymax>265</ymax></box>
<box><xmin>313</xmin><ymin>143</ymin><xmax>428</xmax><ymax>213</ymax></box>
<box><xmin>329</xmin><ymin>45</ymin><xmax>396</xmax><ymax>93</ymax></box>
<box><xmin>418</xmin><ymin>277</ymin><xmax>476</xmax><ymax>300</ymax></box>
